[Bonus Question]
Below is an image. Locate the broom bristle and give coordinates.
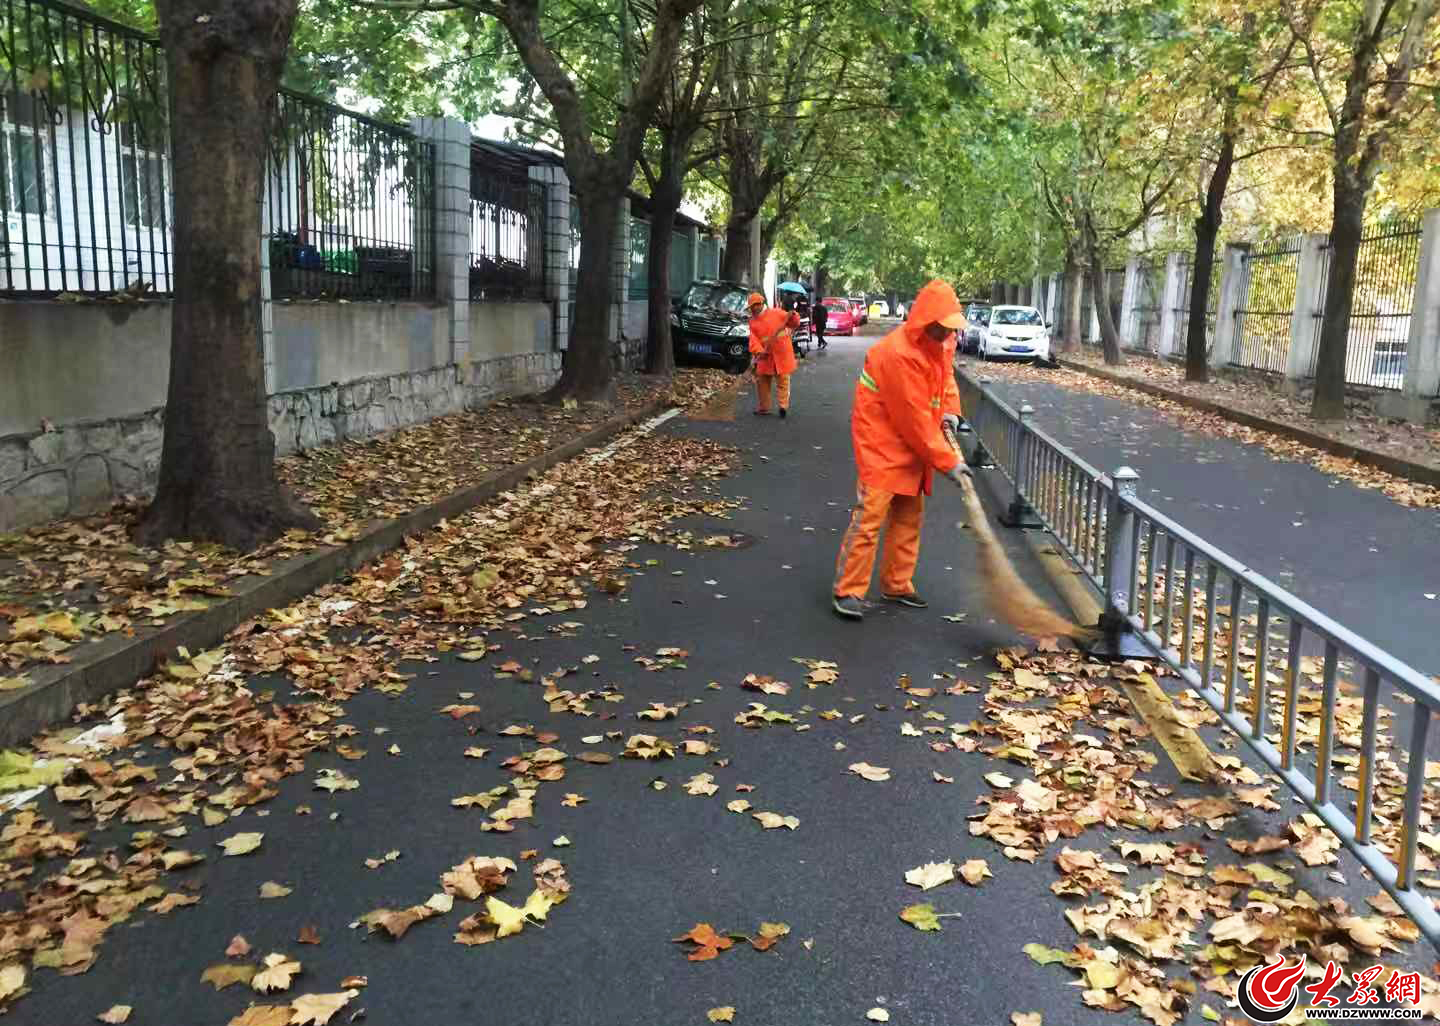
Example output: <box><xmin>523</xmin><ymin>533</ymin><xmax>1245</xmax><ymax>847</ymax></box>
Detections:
<box><xmin>956</xmin><ymin>475</ymin><xmax>1095</xmax><ymax>642</ymax></box>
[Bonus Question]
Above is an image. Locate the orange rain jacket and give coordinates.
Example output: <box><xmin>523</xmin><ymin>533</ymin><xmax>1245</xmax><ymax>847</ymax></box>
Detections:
<box><xmin>749</xmin><ymin>308</ymin><xmax>800</xmax><ymax>375</ymax></box>
<box><xmin>850</xmin><ymin>280</ymin><xmax>964</xmax><ymax>496</ymax></box>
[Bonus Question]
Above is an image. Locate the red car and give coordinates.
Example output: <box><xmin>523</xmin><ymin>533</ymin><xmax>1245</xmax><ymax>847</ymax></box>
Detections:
<box><xmin>848</xmin><ymin>298</ymin><xmax>867</xmax><ymax>325</ymax></box>
<box><xmin>823</xmin><ymin>297</ymin><xmax>856</xmax><ymax>335</ymax></box>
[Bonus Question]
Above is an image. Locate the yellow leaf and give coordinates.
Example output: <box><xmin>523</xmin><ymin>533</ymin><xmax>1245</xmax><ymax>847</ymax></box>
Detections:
<box><xmin>251</xmin><ymin>953</ymin><xmax>301</xmax><ymax>994</ymax></box>
<box><xmin>522</xmin><ymin>889</ymin><xmax>555</xmax><ymax>923</ymax></box>
<box><xmin>486</xmin><ymin>896</ymin><xmax>527</xmax><ymax>938</ymax></box>
<box><xmin>904</xmin><ymin>860</ymin><xmax>956</xmax><ymax>891</ymax></box>
<box><xmin>0</xmin><ymin>964</ymin><xmax>25</xmax><ymax>1002</ymax></box>
<box><xmin>899</xmin><ymin>903</ymin><xmax>942</xmax><ymax>931</ymax></box>
<box><xmin>707</xmin><ymin>1007</ymin><xmax>736</xmax><ymax>1022</ymax></box>
<box><xmin>1084</xmin><ymin>960</ymin><xmax>1120</xmax><ymax>989</ymax></box>
<box><xmin>288</xmin><ymin>990</ymin><xmax>358</xmax><ymax>1026</ymax></box>
<box><xmin>752</xmin><ymin>811</ymin><xmax>799</xmax><ymax>830</ymax></box>
<box><xmin>1011</xmin><ymin>1015</ymin><xmax>1042</xmax><ymax>1026</ymax></box>
<box><xmin>219</xmin><ymin>832</ymin><xmax>264</xmax><ymax>856</ymax></box>
<box><xmin>97</xmin><ymin>1006</ymin><xmax>132</xmax><ymax>1024</ymax></box>
<box><xmin>867</xmin><ymin>1009</ymin><xmax>891</xmax><ymax>1022</ymax></box>
<box><xmin>960</xmin><ymin>859</ymin><xmax>991</xmax><ymax>886</ymax></box>
<box><xmin>848</xmin><ymin>762</ymin><xmax>891</xmax><ymax>781</ymax></box>
<box><xmin>259</xmin><ymin>882</ymin><xmax>293</xmax><ymax>899</ymax></box>
<box><xmin>228</xmin><ymin>1008</ymin><xmax>290</xmax><ymax>1026</ymax></box>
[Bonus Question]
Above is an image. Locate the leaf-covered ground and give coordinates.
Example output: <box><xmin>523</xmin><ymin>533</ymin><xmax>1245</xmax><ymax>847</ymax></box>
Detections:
<box><xmin>1</xmin><ymin>339</ymin><xmax>1436</xmax><ymax>1025</ymax></box>
<box><xmin>0</xmin><ymin>370</ymin><xmax>735</xmax><ymax>692</ymax></box>
<box><xmin>979</xmin><ymin>352</ymin><xmax>1440</xmax><ymax>508</ymax></box>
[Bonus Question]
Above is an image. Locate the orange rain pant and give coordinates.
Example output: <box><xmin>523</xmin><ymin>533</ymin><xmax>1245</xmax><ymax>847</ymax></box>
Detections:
<box><xmin>755</xmin><ymin>372</ymin><xmax>791</xmax><ymax>412</ymax></box>
<box><xmin>833</xmin><ymin>479</ymin><xmax>925</xmax><ymax>598</ymax></box>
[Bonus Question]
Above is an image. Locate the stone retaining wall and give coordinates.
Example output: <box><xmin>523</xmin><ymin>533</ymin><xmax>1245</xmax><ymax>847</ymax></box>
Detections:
<box><xmin>0</xmin><ymin>350</ymin><xmax>562</xmax><ymax>530</ymax></box>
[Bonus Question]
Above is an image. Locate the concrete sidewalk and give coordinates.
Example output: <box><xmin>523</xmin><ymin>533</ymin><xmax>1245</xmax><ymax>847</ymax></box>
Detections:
<box><xmin>976</xmin><ymin>360</ymin><xmax>1440</xmax><ymax>679</ymax></box>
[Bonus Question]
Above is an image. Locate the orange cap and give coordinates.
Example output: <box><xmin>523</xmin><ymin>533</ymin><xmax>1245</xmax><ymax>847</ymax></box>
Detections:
<box><xmin>747</xmin><ymin>292</ymin><xmax>766</xmax><ymax>309</ymax></box>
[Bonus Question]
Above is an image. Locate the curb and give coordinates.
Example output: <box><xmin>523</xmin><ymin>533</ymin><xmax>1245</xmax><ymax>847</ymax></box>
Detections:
<box><xmin>1056</xmin><ymin>358</ymin><xmax>1440</xmax><ymax>491</ymax></box>
<box><xmin>0</xmin><ymin>397</ymin><xmax>672</xmax><ymax>749</ymax></box>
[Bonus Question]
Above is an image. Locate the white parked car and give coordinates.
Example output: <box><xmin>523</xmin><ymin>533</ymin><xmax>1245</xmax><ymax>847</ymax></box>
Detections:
<box><xmin>978</xmin><ymin>305</ymin><xmax>1050</xmax><ymax>362</ymax></box>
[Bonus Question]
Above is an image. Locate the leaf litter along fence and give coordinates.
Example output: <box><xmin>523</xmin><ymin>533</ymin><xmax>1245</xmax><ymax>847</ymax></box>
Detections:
<box><xmin>957</xmin><ymin>369</ymin><xmax>1440</xmax><ymax>951</ymax></box>
<box><xmin>1</xmin><ymin>0</ymin><xmax>436</xmax><ymax>301</ymax></box>
<box><xmin>1308</xmin><ymin>220</ymin><xmax>1424</xmax><ymax>390</ymax></box>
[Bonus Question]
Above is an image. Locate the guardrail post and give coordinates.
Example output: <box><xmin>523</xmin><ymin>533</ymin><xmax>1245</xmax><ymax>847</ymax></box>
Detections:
<box><xmin>999</xmin><ymin>404</ymin><xmax>1043</xmax><ymax>528</ymax></box>
<box><xmin>1091</xmin><ymin>466</ymin><xmax>1151</xmax><ymax>659</ymax></box>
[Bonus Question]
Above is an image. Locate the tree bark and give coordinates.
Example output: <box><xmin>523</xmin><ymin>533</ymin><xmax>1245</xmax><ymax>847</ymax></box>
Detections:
<box><xmin>1186</xmin><ymin>133</ymin><xmax>1236</xmax><ymax>383</ymax></box>
<box><xmin>644</xmin><ymin>171</ymin><xmax>683</xmax><ymax>376</ymax></box>
<box><xmin>136</xmin><ymin>0</ymin><xmax>318</xmax><ymax>552</ymax></box>
<box><xmin>1086</xmin><ymin>225</ymin><xmax>1124</xmax><ymax>365</ymax></box>
<box><xmin>1061</xmin><ymin>254</ymin><xmax>1083</xmax><ymax>352</ymax></box>
<box><xmin>551</xmin><ymin>184</ymin><xmax>622</xmax><ymax>402</ymax></box>
<box><xmin>1311</xmin><ymin>177</ymin><xmax>1366</xmax><ymax>419</ymax></box>
<box><xmin>721</xmin><ymin>216</ymin><xmax>753</xmax><ymax>282</ymax></box>
<box><xmin>814</xmin><ymin>266</ymin><xmax>830</xmax><ymax>299</ymax></box>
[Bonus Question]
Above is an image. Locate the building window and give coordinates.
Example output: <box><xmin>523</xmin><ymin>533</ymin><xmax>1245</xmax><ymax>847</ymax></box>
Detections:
<box><xmin>120</xmin><ymin>123</ymin><xmax>167</xmax><ymax>229</ymax></box>
<box><xmin>0</xmin><ymin>96</ymin><xmax>52</xmax><ymax>217</ymax></box>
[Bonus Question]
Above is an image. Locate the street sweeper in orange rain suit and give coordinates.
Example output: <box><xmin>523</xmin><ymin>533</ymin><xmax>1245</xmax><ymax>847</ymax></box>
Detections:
<box><xmin>832</xmin><ymin>279</ymin><xmax>971</xmax><ymax>619</ymax></box>
<box><xmin>747</xmin><ymin>292</ymin><xmax>800</xmax><ymax>417</ymax></box>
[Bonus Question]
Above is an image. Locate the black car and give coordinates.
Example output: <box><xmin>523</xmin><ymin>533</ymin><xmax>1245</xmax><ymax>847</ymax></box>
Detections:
<box><xmin>671</xmin><ymin>279</ymin><xmax>753</xmax><ymax>373</ymax></box>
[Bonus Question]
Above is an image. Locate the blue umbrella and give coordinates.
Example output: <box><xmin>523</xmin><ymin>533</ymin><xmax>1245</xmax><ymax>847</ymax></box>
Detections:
<box><xmin>777</xmin><ymin>281</ymin><xmax>809</xmax><ymax>294</ymax></box>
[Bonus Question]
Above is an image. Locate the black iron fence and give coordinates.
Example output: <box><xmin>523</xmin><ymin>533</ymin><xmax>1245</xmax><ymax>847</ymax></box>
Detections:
<box><xmin>266</xmin><ymin>91</ymin><xmax>434</xmax><ymax>301</ymax></box>
<box><xmin>1308</xmin><ymin>220</ymin><xmax>1423</xmax><ymax>389</ymax></box>
<box><xmin>468</xmin><ymin>154</ymin><xmax>543</xmax><ymax>301</ymax></box>
<box><xmin>1</xmin><ymin>0</ymin><xmax>435</xmax><ymax>301</ymax></box>
<box><xmin>1173</xmin><ymin>253</ymin><xmax>1222</xmax><ymax>355</ymax></box>
<box><xmin>1</xmin><ymin>0</ymin><xmax>171</xmax><ymax>295</ymax></box>
<box><xmin>1233</xmin><ymin>239</ymin><xmax>1301</xmax><ymax>373</ymax></box>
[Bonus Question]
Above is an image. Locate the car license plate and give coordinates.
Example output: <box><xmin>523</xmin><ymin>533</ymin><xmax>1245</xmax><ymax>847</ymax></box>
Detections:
<box><xmin>687</xmin><ymin>342</ymin><xmax>710</xmax><ymax>355</ymax></box>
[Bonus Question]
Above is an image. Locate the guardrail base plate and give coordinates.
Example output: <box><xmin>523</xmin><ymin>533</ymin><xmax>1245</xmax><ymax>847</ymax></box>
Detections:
<box><xmin>1084</xmin><ymin>630</ymin><xmax>1154</xmax><ymax>662</ymax></box>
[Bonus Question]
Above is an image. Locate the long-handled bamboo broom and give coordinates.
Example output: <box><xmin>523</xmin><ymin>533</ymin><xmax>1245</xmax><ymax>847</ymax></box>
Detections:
<box><xmin>942</xmin><ymin>424</ymin><xmax>1094</xmax><ymax>642</ymax></box>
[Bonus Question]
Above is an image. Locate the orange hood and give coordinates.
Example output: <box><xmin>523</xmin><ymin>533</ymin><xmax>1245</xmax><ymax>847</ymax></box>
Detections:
<box><xmin>902</xmin><ymin>280</ymin><xmax>967</xmax><ymax>345</ymax></box>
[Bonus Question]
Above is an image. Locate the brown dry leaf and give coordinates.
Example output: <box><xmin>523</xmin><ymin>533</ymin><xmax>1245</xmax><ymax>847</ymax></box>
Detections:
<box><xmin>684</xmin><ymin>773</ymin><xmax>719</xmax><ymax>796</ymax></box>
<box><xmin>848</xmin><ymin>762</ymin><xmax>891</xmax><ymax>782</ymax></box>
<box><xmin>227</xmin><ymin>935</ymin><xmax>252</xmax><ymax>958</ymax></box>
<box><xmin>561</xmin><ymin>792</ymin><xmax>587</xmax><ymax>807</ymax></box>
<box><xmin>748</xmin><ymin>921</ymin><xmax>790</xmax><ymax>952</ymax></box>
<box><xmin>960</xmin><ymin>859</ymin><xmax>992</xmax><ymax>886</ymax></box>
<box><xmin>259</xmin><ymin>882</ymin><xmax>293</xmax><ymax>899</ymax></box>
<box><xmin>252</xmin><ymin>953</ymin><xmax>301</xmax><ymax>994</ymax></box>
<box><xmin>674</xmin><ymin>923</ymin><xmax>735</xmax><ymax>961</ymax></box>
<box><xmin>742</xmin><ymin>674</ymin><xmax>790</xmax><ymax>696</ymax></box>
<box><xmin>97</xmin><ymin>1005</ymin><xmax>132</xmax><ymax>1024</ymax></box>
<box><xmin>288</xmin><ymin>990</ymin><xmax>359</xmax><ymax>1026</ymax></box>
<box><xmin>297</xmin><ymin>926</ymin><xmax>320</xmax><ymax>945</ymax></box>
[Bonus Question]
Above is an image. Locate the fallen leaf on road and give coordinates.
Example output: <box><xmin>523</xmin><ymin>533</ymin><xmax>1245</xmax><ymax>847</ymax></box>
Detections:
<box><xmin>97</xmin><ymin>1005</ymin><xmax>132</xmax><ymax>1023</ymax></box>
<box><xmin>867</xmin><ymin>1008</ymin><xmax>890</xmax><ymax>1022</ymax></box>
<box><xmin>742</xmin><ymin>674</ymin><xmax>790</xmax><ymax>696</ymax></box>
<box><xmin>259</xmin><ymin>882</ymin><xmax>293</xmax><ymax>899</ymax></box>
<box><xmin>727</xmin><ymin>799</ymin><xmax>752</xmax><ymax>813</ymax></box>
<box><xmin>748</xmin><ymin>921</ymin><xmax>790</xmax><ymax>952</ymax></box>
<box><xmin>848</xmin><ymin>762</ymin><xmax>890</xmax><ymax>782</ymax></box>
<box><xmin>297</xmin><ymin>926</ymin><xmax>320</xmax><ymax>945</ymax></box>
<box><xmin>932</xmin><ymin>772</ymin><xmax>954</xmax><ymax>783</ymax></box>
<box><xmin>228</xmin><ymin>1008</ymin><xmax>290</xmax><ymax>1026</ymax></box>
<box><xmin>685</xmin><ymin>773</ymin><xmax>719</xmax><ymax>796</ymax></box>
<box><xmin>202</xmin><ymin>964</ymin><xmax>257</xmax><ymax>990</ymax></box>
<box><xmin>288</xmin><ymin>989</ymin><xmax>358</xmax><ymax>1025</ymax></box>
<box><xmin>561</xmin><ymin>793</ymin><xmax>587</xmax><ymax>807</ymax></box>
<box><xmin>960</xmin><ymin>859</ymin><xmax>991</xmax><ymax>886</ymax></box>
<box><xmin>708</xmin><ymin>1007</ymin><xmax>736</xmax><ymax>1022</ymax></box>
<box><xmin>313</xmin><ymin>769</ymin><xmax>358</xmax><ymax>793</ymax></box>
<box><xmin>251</xmin><ymin>953</ymin><xmax>301</xmax><ymax>994</ymax></box>
<box><xmin>486</xmin><ymin>896</ymin><xmax>528</xmax><ymax>938</ymax></box>
<box><xmin>899</xmin><ymin>903</ymin><xmax>942</xmax><ymax>931</ymax></box>
<box><xmin>1011</xmin><ymin>1015</ymin><xmax>1041</xmax><ymax>1026</ymax></box>
<box><xmin>220</xmin><ymin>832</ymin><xmax>264</xmax><ymax>856</ymax></box>
<box><xmin>227</xmin><ymin>935</ymin><xmax>252</xmax><ymax>957</ymax></box>
<box><xmin>674</xmin><ymin>923</ymin><xmax>735</xmax><ymax>961</ymax></box>
<box><xmin>752</xmin><ymin>811</ymin><xmax>799</xmax><ymax>830</ymax></box>
<box><xmin>904</xmin><ymin>860</ymin><xmax>956</xmax><ymax>891</ymax></box>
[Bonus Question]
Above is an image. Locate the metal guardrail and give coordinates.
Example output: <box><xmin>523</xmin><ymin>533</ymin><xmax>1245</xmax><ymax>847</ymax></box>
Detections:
<box><xmin>957</xmin><ymin>367</ymin><xmax>1440</xmax><ymax>951</ymax></box>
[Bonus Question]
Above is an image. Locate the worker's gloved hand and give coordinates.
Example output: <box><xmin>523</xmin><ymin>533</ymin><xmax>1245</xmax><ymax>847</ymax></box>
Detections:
<box><xmin>941</xmin><ymin>413</ymin><xmax>962</xmax><ymax>435</ymax></box>
<box><xmin>945</xmin><ymin>463</ymin><xmax>973</xmax><ymax>486</ymax></box>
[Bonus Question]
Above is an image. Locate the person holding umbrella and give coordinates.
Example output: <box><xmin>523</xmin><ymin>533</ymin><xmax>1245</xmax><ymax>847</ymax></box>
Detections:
<box><xmin>747</xmin><ymin>292</ymin><xmax>800</xmax><ymax>418</ymax></box>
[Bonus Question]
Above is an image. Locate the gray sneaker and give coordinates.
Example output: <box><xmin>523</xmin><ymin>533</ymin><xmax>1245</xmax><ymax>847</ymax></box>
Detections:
<box><xmin>883</xmin><ymin>591</ymin><xmax>929</xmax><ymax>608</ymax></box>
<box><xmin>832</xmin><ymin>595</ymin><xmax>865</xmax><ymax>620</ymax></box>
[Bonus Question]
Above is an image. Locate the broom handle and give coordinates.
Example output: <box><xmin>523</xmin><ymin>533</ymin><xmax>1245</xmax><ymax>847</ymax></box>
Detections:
<box><xmin>940</xmin><ymin>422</ymin><xmax>980</xmax><ymax>504</ymax></box>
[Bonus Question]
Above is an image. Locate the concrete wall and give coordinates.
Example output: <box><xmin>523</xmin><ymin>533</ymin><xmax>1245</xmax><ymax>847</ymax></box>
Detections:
<box><xmin>272</xmin><ymin>302</ymin><xmax>449</xmax><ymax>392</ymax></box>
<box><xmin>0</xmin><ymin>298</ymin><xmax>558</xmax><ymax>530</ymax></box>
